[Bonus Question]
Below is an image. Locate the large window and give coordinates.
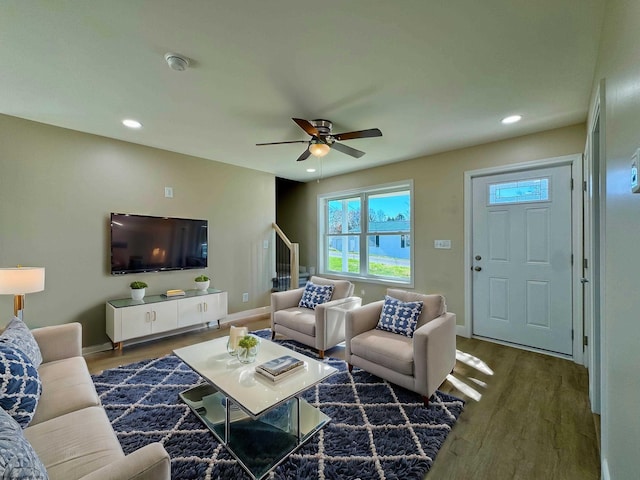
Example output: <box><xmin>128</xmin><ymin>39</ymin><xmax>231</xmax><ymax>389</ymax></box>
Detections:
<box><xmin>319</xmin><ymin>181</ymin><xmax>413</xmax><ymax>284</ymax></box>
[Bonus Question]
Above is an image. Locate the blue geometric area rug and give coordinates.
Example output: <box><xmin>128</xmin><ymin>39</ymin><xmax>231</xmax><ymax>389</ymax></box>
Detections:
<box><xmin>92</xmin><ymin>330</ymin><xmax>464</xmax><ymax>480</ymax></box>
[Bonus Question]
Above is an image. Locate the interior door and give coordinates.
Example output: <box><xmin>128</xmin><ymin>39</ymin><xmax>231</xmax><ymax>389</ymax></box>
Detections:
<box><xmin>472</xmin><ymin>165</ymin><xmax>573</xmax><ymax>355</ymax></box>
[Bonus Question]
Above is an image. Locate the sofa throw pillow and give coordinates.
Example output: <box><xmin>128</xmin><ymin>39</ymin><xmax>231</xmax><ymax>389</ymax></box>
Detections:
<box><xmin>376</xmin><ymin>295</ymin><xmax>424</xmax><ymax>338</ymax></box>
<box><xmin>0</xmin><ymin>343</ymin><xmax>42</xmax><ymax>428</ymax></box>
<box><xmin>0</xmin><ymin>317</ymin><xmax>43</xmax><ymax>369</ymax></box>
<box><xmin>298</xmin><ymin>282</ymin><xmax>334</xmax><ymax>310</ymax></box>
<box><xmin>0</xmin><ymin>407</ymin><xmax>48</xmax><ymax>479</ymax></box>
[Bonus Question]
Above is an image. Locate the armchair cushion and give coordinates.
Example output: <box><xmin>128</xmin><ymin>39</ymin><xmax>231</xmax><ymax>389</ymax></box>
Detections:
<box><xmin>298</xmin><ymin>282</ymin><xmax>334</xmax><ymax>310</ymax></box>
<box><xmin>273</xmin><ymin>308</ymin><xmax>316</xmax><ymax>336</ymax></box>
<box><xmin>376</xmin><ymin>295</ymin><xmax>423</xmax><ymax>338</ymax></box>
<box><xmin>350</xmin><ymin>329</ymin><xmax>414</xmax><ymax>376</ymax></box>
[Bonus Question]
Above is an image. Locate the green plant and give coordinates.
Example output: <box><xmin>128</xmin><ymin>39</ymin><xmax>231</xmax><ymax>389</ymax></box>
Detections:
<box><xmin>238</xmin><ymin>335</ymin><xmax>258</xmax><ymax>349</ymax></box>
<box><xmin>194</xmin><ymin>275</ymin><xmax>210</xmax><ymax>282</ymax></box>
<box><xmin>129</xmin><ymin>281</ymin><xmax>148</xmax><ymax>289</ymax></box>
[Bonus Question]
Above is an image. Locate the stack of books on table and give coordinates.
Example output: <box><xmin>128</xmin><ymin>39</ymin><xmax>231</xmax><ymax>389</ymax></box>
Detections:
<box><xmin>163</xmin><ymin>289</ymin><xmax>186</xmax><ymax>297</ymax></box>
<box><xmin>255</xmin><ymin>355</ymin><xmax>305</xmax><ymax>383</ymax></box>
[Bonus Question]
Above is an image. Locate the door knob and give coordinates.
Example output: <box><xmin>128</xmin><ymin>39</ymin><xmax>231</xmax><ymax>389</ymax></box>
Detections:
<box><xmin>474</xmin><ymin>266</ymin><xmax>482</xmax><ymax>271</ymax></box>
<box><xmin>475</xmin><ymin>255</ymin><xmax>482</xmax><ymax>261</ymax></box>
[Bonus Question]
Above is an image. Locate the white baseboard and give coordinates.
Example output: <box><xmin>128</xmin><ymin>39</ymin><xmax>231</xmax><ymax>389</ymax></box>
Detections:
<box><xmin>220</xmin><ymin>306</ymin><xmax>271</xmax><ymax>325</ymax></box>
<box><xmin>82</xmin><ymin>342</ymin><xmax>114</xmax><ymax>355</ymax></box>
<box><xmin>601</xmin><ymin>458</ymin><xmax>610</xmax><ymax>480</ymax></box>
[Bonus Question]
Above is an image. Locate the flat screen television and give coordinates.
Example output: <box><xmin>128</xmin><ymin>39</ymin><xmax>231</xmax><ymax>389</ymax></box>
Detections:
<box><xmin>110</xmin><ymin>213</ymin><xmax>208</xmax><ymax>275</ymax></box>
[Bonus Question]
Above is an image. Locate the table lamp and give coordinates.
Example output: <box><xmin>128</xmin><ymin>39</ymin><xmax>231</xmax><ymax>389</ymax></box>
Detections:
<box><xmin>0</xmin><ymin>266</ymin><xmax>45</xmax><ymax>320</ymax></box>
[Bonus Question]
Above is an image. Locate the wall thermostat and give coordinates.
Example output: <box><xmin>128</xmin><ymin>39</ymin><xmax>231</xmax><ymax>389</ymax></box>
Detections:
<box><xmin>632</xmin><ymin>148</ymin><xmax>639</xmax><ymax>193</ymax></box>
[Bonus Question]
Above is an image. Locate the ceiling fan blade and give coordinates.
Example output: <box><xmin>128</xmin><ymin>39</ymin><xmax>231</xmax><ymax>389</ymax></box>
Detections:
<box><xmin>296</xmin><ymin>148</ymin><xmax>312</xmax><ymax>162</ymax></box>
<box><xmin>333</xmin><ymin>128</ymin><xmax>382</xmax><ymax>141</ymax></box>
<box><xmin>292</xmin><ymin>118</ymin><xmax>319</xmax><ymax>137</ymax></box>
<box><xmin>331</xmin><ymin>142</ymin><xmax>366</xmax><ymax>158</ymax></box>
<box><xmin>256</xmin><ymin>140</ymin><xmax>308</xmax><ymax>146</ymax></box>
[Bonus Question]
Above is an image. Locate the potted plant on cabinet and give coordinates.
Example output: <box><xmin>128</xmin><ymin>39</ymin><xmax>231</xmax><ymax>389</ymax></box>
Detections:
<box><xmin>194</xmin><ymin>275</ymin><xmax>210</xmax><ymax>291</ymax></box>
<box><xmin>129</xmin><ymin>281</ymin><xmax>148</xmax><ymax>300</ymax></box>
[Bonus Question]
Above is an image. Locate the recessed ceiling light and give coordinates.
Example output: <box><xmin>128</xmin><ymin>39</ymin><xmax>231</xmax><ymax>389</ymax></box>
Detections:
<box><xmin>306</xmin><ymin>168</ymin><xmax>316</xmax><ymax>173</ymax></box>
<box><xmin>501</xmin><ymin>115</ymin><xmax>522</xmax><ymax>125</ymax></box>
<box><xmin>122</xmin><ymin>119</ymin><xmax>142</xmax><ymax>129</ymax></box>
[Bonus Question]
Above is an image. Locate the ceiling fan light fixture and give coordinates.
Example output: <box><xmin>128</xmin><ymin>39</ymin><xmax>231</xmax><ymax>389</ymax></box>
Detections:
<box><xmin>309</xmin><ymin>143</ymin><xmax>330</xmax><ymax>158</ymax></box>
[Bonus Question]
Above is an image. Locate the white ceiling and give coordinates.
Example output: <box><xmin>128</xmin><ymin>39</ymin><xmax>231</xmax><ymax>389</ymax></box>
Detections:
<box><xmin>1</xmin><ymin>1</ymin><xmax>605</xmax><ymax>182</ymax></box>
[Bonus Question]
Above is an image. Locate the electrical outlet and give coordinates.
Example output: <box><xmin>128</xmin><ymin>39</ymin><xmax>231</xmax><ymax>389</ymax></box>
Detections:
<box><xmin>164</xmin><ymin>186</ymin><xmax>173</xmax><ymax>198</ymax></box>
<box><xmin>263</xmin><ymin>240</ymin><xmax>269</xmax><ymax>249</ymax></box>
<box><xmin>242</xmin><ymin>292</ymin><xmax>249</xmax><ymax>302</ymax></box>
<box><xmin>360</xmin><ymin>289</ymin><xmax>365</xmax><ymax>296</ymax></box>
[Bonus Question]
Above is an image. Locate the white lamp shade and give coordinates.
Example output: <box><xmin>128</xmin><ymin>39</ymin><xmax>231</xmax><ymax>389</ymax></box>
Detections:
<box><xmin>0</xmin><ymin>267</ymin><xmax>45</xmax><ymax>294</ymax></box>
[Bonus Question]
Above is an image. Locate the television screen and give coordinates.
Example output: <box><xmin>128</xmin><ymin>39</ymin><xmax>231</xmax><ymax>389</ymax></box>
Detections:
<box><xmin>110</xmin><ymin>213</ymin><xmax>208</xmax><ymax>275</ymax></box>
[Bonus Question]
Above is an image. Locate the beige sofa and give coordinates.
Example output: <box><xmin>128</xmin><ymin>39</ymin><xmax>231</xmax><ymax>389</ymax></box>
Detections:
<box><xmin>23</xmin><ymin>323</ymin><xmax>170</xmax><ymax>480</ymax></box>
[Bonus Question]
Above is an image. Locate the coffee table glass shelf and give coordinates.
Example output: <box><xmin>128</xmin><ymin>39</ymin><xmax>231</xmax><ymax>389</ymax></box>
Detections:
<box><xmin>174</xmin><ymin>336</ymin><xmax>337</xmax><ymax>480</ymax></box>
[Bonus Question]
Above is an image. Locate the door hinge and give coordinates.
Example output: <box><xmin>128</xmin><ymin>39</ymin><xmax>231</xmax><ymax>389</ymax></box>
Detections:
<box><xmin>583</xmin><ymin>335</ymin><xmax>588</xmax><ymax>347</ymax></box>
<box><xmin>571</xmin><ymin>254</ymin><xmax>574</xmax><ymax>265</ymax></box>
<box><xmin>571</xmin><ymin>329</ymin><xmax>574</xmax><ymax>340</ymax></box>
<box><xmin>583</xmin><ymin>258</ymin><xmax>588</xmax><ymax>269</ymax></box>
<box><xmin>570</xmin><ymin>178</ymin><xmax>574</xmax><ymax>190</ymax></box>
<box><xmin>583</xmin><ymin>180</ymin><xmax>588</xmax><ymax>192</ymax></box>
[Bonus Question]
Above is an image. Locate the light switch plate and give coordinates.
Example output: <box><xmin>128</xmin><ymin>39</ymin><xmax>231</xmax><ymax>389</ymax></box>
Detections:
<box><xmin>434</xmin><ymin>239</ymin><xmax>451</xmax><ymax>249</ymax></box>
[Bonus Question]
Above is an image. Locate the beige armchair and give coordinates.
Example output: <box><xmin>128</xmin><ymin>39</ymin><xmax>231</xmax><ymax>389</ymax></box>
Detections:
<box><xmin>345</xmin><ymin>289</ymin><xmax>456</xmax><ymax>405</ymax></box>
<box><xmin>271</xmin><ymin>276</ymin><xmax>360</xmax><ymax>358</ymax></box>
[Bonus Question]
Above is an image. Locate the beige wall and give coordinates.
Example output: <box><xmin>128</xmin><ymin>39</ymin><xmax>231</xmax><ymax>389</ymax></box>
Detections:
<box><xmin>0</xmin><ymin>114</ymin><xmax>275</xmax><ymax>348</ymax></box>
<box><xmin>589</xmin><ymin>0</ymin><xmax>640</xmax><ymax>477</ymax></box>
<box><xmin>277</xmin><ymin>124</ymin><xmax>586</xmax><ymax>327</ymax></box>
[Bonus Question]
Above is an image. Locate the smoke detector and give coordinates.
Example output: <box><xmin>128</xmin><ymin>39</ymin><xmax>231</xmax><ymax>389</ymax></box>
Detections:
<box><xmin>164</xmin><ymin>52</ymin><xmax>190</xmax><ymax>71</ymax></box>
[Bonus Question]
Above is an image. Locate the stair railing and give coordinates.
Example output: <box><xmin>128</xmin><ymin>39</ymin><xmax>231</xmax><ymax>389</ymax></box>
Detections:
<box><xmin>272</xmin><ymin>223</ymin><xmax>299</xmax><ymax>291</ymax></box>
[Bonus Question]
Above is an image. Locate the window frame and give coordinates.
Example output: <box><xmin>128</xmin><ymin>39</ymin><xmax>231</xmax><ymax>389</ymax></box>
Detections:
<box><xmin>317</xmin><ymin>180</ymin><xmax>414</xmax><ymax>287</ymax></box>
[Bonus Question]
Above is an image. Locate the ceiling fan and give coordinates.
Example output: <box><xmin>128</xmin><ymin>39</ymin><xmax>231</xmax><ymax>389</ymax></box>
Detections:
<box><xmin>256</xmin><ymin>118</ymin><xmax>382</xmax><ymax>162</ymax></box>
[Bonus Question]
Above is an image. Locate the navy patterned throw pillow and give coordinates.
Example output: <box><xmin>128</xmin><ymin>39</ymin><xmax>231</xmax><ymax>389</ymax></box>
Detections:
<box><xmin>298</xmin><ymin>282</ymin><xmax>334</xmax><ymax>310</ymax></box>
<box><xmin>0</xmin><ymin>407</ymin><xmax>48</xmax><ymax>478</ymax></box>
<box><xmin>376</xmin><ymin>295</ymin><xmax>424</xmax><ymax>338</ymax></box>
<box><xmin>0</xmin><ymin>343</ymin><xmax>42</xmax><ymax>428</ymax></box>
<box><xmin>0</xmin><ymin>317</ymin><xmax>43</xmax><ymax>369</ymax></box>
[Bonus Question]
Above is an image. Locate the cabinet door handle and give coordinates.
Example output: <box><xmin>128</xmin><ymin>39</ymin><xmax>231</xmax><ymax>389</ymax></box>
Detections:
<box><xmin>204</xmin><ymin>303</ymin><xmax>208</xmax><ymax>312</ymax></box>
<box><xmin>152</xmin><ymin>311</ymin><xmax>157</xmax><ymax>322</ymax></box>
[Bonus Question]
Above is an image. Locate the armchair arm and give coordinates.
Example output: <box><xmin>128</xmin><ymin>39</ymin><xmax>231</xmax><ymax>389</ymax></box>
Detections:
<box><xmin>315</xmin><ymin>296</ymin><xmax>363</xmax><ymax>350</ymax></box>
<box><xmin>345</xmin><ymin>300</ymin><xmax>384</xmax><ymax>359</ymax></box>
<box><xmin>31</xmin><ymin>323</ymin><xmax>82</xmax><ymax>363</ymax></box>
<box><xmin>78</xmin><ymin>443</ymin><xmax>170</xmax><ymax>480</ymax></box>
<box><xmin>413</xmin><ymin>312</ymin><xmax>457</xmax><ymax>398</ymax></box>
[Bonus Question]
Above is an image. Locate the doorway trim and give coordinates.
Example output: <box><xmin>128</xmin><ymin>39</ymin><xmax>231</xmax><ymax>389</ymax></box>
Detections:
<box><xmin>463</xmin><ymin>153</ymin><xmax>584</xmax><ymax>363</ymax></box>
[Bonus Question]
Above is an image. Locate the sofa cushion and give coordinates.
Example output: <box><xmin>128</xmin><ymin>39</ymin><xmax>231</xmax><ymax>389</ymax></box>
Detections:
<box><xmin>30</xmin><ymin>357</ymin><xmax>101</xmax><ymax>426</ymax></box>
<box><xmin>350</xmin><ymin>329</ymin><xmax>414</xmax><ymax>376</ymax></box>
<box><xmin>0</xmin><ymin>316</ymin><xmax>43</xmax><ymax>368</ymax></box>
<box><xmin>25</xmin><ymin>406</ymin><xmax>124</xmax><ymax>480</ymax></box>
<box><xmin>273</xmin><ymin>308</ymin><xmax>316</xmax><ymax>337</ymax></box>
<box><xmin>0</xmin><ymin>407</ymin><xmax>48</xmax><ymax>479</ymax></box>
<box><xmin>386</xmin><ymin>289</ymin><xmax>445</xmax><ymax>329</ymax></box>
<box><xmin>298</xmin><ymin>282</ymin><xmax>334</xmax><ymax>310</ymax></box>
<box><xmin>0</xmin><ymin>343</ymin><xmax>42</xmax><ymax>428</ymax></box>
<box><xmin>376</xmin><ymin>295</ymin><xmax>423</xmax><ymax>338</ymax></box>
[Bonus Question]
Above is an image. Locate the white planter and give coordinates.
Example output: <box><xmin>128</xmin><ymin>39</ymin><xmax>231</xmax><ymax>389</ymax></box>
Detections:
<box><xmin>195</xmin><ymin>280</ymin><xmax>210</xmax><ymax>291</ymax></box>
<box><xmin>130</xmin><ymin>288</ymin><xmax>145</xmax><ymax>300</ymax></box>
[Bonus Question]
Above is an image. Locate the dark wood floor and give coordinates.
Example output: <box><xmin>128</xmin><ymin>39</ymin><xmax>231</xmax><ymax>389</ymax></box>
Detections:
<box><xmin>85</xmin><ymin>318</ymin><xmax>600</xmax><ymax>480</ymax></box>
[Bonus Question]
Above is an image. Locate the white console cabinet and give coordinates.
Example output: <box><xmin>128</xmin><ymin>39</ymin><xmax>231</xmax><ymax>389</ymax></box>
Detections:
<box><xmin>106</xmin><ymin>289</ymin><xmax>227</xmax><ymax>349</ymax></box>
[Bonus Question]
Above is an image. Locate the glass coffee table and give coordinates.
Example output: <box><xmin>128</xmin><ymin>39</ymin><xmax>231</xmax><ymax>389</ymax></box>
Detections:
<box><xmin>174</xmin><ymin>336</ymin><xmax>337</xmax><ymax>480</ymax></box>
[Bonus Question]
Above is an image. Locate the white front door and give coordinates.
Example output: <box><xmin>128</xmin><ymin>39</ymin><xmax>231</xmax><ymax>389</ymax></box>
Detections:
<box><xmin>471</xmin><ymin>165</ymin><xmax>573</xmax><ymax>355</ymax></box>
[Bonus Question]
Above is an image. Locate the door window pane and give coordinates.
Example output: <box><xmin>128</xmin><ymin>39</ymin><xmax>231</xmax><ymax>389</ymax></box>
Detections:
<box><xmin>489</xmin><ymin>178</ymin><xmax>549</xmax><ymax>205</ymax></box>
